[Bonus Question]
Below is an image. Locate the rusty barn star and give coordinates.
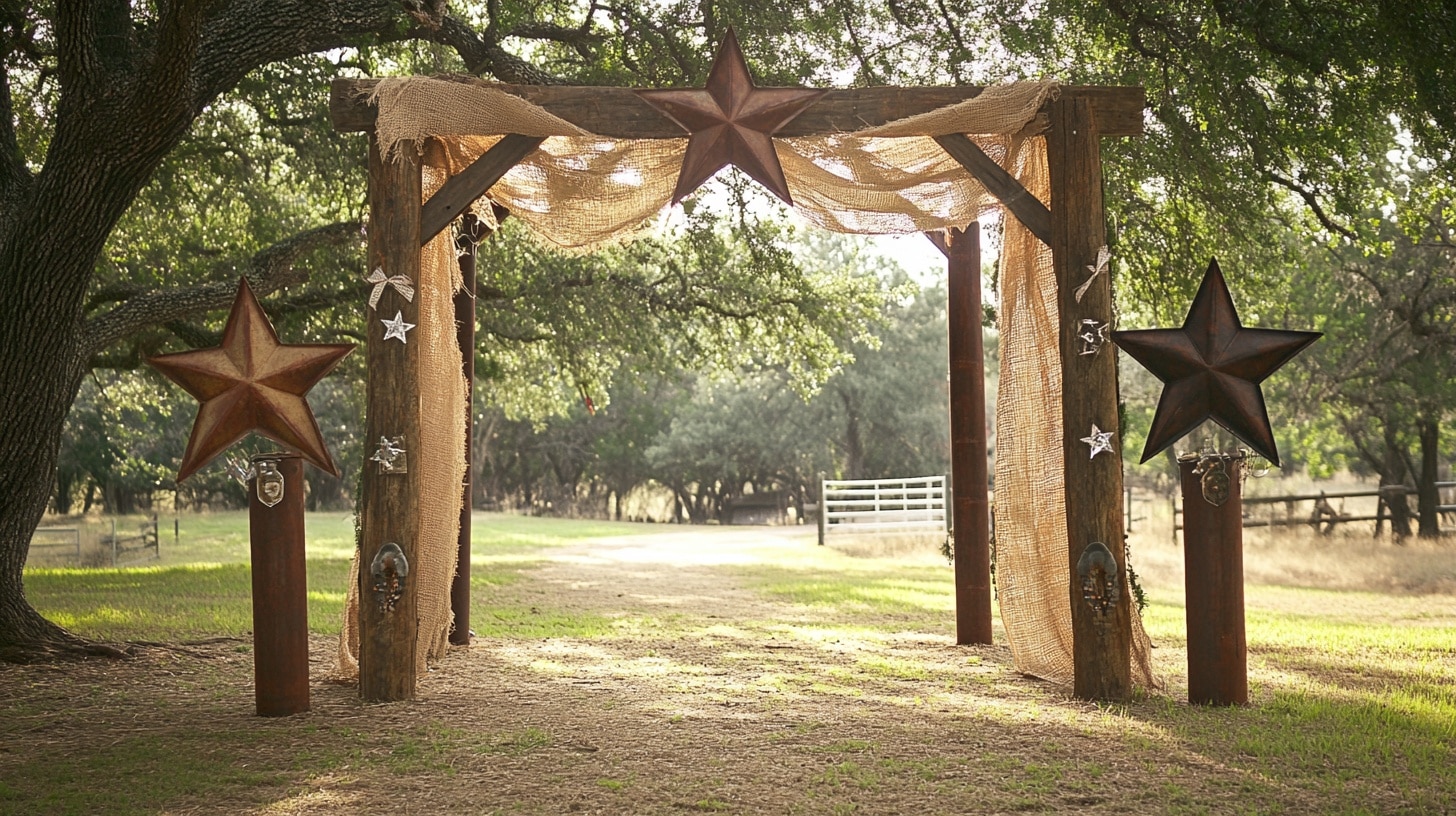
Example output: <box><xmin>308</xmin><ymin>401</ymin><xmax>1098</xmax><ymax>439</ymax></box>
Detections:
<box><xmin>148</xmin><ymin>278</ymin><xmax>355</xmax><ymax>482</ymax></box>
<box><xmin>637</xmin><ymin>27</ymin><xmax>825</xmax><ymax>205</ymax></box>
<box><xmin>1111</xmin><ymin>259</ymin><xmax>1320</xmax><ymax>466</ymax></box>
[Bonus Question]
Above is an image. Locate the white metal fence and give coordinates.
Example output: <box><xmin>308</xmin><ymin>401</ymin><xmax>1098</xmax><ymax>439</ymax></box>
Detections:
<box><xmin>817</xmin><ymin>475</ymin><xmax>947</xmax><ymax>545</ymax></box>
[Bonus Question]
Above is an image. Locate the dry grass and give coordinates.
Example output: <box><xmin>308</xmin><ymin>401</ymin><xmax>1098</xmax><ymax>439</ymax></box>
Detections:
<box><xmin>2</xmin><ymin>518</ymin><xmax>1453</xmax><ymax>815</ymax></box>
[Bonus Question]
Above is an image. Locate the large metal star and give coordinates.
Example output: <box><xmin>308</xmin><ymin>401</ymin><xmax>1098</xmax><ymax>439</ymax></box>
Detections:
<box><xmin>637</xmin><ymin>27</ymin><xmax>825</xmax><ymax>205</ymax></box>
<box><xmin>1111</xmin><ymin>259</ymin><xmax>1320</xmax><ymax>466</ymax></box>
<box><xmin>148</xmin><ymin>278</ymin><xmax>355</xmax><ymax>482</ymax></box>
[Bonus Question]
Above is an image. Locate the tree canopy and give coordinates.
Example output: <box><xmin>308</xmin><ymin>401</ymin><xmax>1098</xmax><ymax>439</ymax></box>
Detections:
<box><xmin>1</xmin><ymin>1</ymin><xmax>1451</xmax><ymax>659</ymax></box>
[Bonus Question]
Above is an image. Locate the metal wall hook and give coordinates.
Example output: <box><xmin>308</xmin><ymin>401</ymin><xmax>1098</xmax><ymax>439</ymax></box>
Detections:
<box><xmin>370</xmin><ymin>542</ymin><xmax>409</xmax><ymax>613</ymax></box>
<box><xmin>255</xmin><ymin>459</ymin><xmax>284</xmax><ymax>507</ymax></box>
<box><xmin>1076</xmin><ymin>541</ymin><xmax>1120</xmax><ymax>619</ymax></box>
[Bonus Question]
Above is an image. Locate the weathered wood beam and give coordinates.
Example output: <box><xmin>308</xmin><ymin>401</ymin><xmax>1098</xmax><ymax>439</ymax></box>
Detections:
<box><xmin>924</xmin><ymin>231</ymin><xmax>949</xmax><ymax>257</ymax></box>
<box><xmin>332</xmin><ymin>77</ymin><xmax>1144</xmax><ymax>138</ymax></box>
<box><xmin>1047</xmin><ymin>95</ymin><xmax>1132</xmax><ymax>702</ymax></box>
<box><xmin>935</xmin><ymin>133</ymin><xmax>1054</xmax><ymax>247</ymax></box>
<box><xmin>418</xmin><ymin>134</ymin><xmax>544</xmax><ymax>246</ymax></box>
<box><xmin>359</xmin><ymin>136</ymin><xmax>422</xmax><ymax>703</ymax></box>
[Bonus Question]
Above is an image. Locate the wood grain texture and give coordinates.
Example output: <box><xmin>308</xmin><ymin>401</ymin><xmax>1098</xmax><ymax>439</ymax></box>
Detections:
<box><xmin>1046</xmin><ymin>96</ymin><xmax>1132</xmax><ymax>702</ymax></box>
<box><xmin>947</xmin><ymin>225</ymin><xmax>993</xmax><ymax>645</ymax></box>
<box><xmin>418</xmin><ymin>135</ymin><xmax>543</xmax><ymax>245</ymax></box>
<box><xmin>359</xmin><ymin>137</ymin><xmax>422</xmax><ymax>703</ymax></box>
<box><xmin>332</xmin><ymin>77</ymin><xmax>1144</xmax><ymax>138</ymax></box>
<box><xmin>935</xmin><ymin>134</ymin><xmax>1053</xmax><ymax>247</ymax></box>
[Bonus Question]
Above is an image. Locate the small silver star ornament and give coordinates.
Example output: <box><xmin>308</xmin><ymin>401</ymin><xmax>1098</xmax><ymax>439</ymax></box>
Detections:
<box><xmin>381</xmin><ymin>311</ymin><xmax>415</xmax><ymax>344</ymax></box>
<box><xmin>1080</xmin><ymin>424</ymin><xmax>1116</xmax><ymax>459</ymax></box>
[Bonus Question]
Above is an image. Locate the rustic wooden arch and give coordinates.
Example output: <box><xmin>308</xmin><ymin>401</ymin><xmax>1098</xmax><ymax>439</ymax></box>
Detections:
<box><xmin>331</xmin><ymin>66</ymin><xmax>1144</xmax><ymax>703</ymax></box>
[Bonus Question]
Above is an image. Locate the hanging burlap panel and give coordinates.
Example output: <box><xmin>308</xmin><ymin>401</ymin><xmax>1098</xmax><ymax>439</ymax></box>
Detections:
<box><xmin>364</xmin><ymin>76</ymin><xmax>1060</xmax><ymax>251</ymax></box>
<box><xmin>336</xmin><ymin>146</ymin><xmax>468</xmax><ymax>681</ymax></box>
<box><xmin>994</xmin><ymin>138</ymin><xmax>1158</xmax><ymax>689</ymax></box>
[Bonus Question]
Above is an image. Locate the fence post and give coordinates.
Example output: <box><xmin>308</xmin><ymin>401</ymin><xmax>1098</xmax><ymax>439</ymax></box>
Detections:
<box><xmin>817</xmin><ymin>472</ymin><xmax>827</xmax><ymax>546</ymax></box>
<box><xmin>110</xmin><ymin>518</ymin><xmax>117</xmax><ymax>566</ymax></box>
<box><xmin>248</xmin><ymin>452</ymin><xmax>311</xmax><ymax>716</ymax></box>
<box><xmin>1125</xmin><ymin>487</ymin><xmax>1133</xmax><ymax>533</ymax></box>
<box><xmin>1179</xmin><ymin>453</ymin><xmax>1248</xmax><ymax>706</ymax></box>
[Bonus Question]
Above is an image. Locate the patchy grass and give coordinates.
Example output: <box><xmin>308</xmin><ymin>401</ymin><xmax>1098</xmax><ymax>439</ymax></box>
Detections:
<box><xmin>5</xmin><ymin>519</ymin><xmax>1454</xmax><ymax>815</ymax></box>
<box><xmin>22</xmin><ymin>560</ymin><xmax>351</xmax><ymax>639</ymax></box>
<box><xmin>24</xmin><ymin>512</ymin><xmax>660</xmax><ymax>643</ymax></box>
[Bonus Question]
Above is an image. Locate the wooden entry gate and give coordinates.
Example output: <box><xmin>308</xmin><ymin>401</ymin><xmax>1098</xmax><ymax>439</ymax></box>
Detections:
<box><xmin>331</xmin><ymin>45</ymin><xmax>1144</xmax><ymax>703</ymax></box>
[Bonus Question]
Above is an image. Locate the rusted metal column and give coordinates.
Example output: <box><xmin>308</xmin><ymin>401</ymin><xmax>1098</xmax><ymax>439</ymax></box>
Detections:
<box><xmin>449</xmin><ymin>215</ymin><xmax>482</xmax><ymax>647</ymax></box>
<box><xmin>248</xmin><ymin>452</ymin><xmax>309</xmax><ymax>717</ymax></box>
<box><xmin>1179</xmin><ymin>453</ymin><xmax>1248</xmax><ymax>706</ymax></box>
<box><xmin>947</xmin><ymin>224</ymin><xmax>993</xmax><ymax>645</ymax></box>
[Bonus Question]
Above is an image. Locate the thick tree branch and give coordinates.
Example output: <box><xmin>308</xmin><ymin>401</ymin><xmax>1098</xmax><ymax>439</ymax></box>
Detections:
<box><xmin>192</xmin><ymin>0</ymin><xmax>402</xmax><ymax>109</ymax></box>
<box><xmin>93</xmin><ymin>0</ymin><xmax>134</xmax><ymax>74</ymax></box>
<box><xmin>428</xmin><ymin>14</ymin><xmax>566</xmax><ymax>84</ymax></box>
<box><xmin>1265</xmin><ymin>170</ymin><xmax>1358</xmax><ymax>240</ymax></box>
<box><xmin>53</xmin><ymin>3</ymin><xmax>100</xmax><ymax>90</ymax></box>
<box><xmin>146</xmin><ymin>0</ymin><xmax>211</xmax><ymax>111</ymax></box>
<box><xmin>80</xmin><ymin>220</ymin><xmax>360</xmax><ymax>358</ymax></box>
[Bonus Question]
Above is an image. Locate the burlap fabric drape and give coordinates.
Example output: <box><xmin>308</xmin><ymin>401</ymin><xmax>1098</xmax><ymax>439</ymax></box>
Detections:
<box><xmin>335</xmin><ymin>75</ymin><xmax>1157</xmax><ymax>690</ymax></box>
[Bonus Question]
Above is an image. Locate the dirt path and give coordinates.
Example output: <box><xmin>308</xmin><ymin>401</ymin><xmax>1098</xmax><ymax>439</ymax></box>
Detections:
<box><xmin>5</xmin><ymin>525</ymin><xmax>1443</xmax><ymax>814</ymax></box>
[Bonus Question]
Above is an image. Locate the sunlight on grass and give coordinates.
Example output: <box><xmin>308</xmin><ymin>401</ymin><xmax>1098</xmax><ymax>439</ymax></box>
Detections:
<box><xmin>13</xmin><ymin>514</ymin><xmax>1455</xmax><ymax>815</ymax></box>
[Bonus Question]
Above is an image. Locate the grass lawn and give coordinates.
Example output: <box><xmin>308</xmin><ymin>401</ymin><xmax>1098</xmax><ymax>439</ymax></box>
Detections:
<box><xmin>5</xmin><ymin>513</ymin><xmax>1454</xmax><ymax>815</ymax></box>
<box><xmin>22</xmin><ymin>512</ymin><xmax>658</xmax><ymax>641</ymax></box>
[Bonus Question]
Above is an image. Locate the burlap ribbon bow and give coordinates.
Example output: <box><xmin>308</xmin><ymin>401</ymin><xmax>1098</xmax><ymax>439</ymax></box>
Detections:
<box><xmin>365</xmin><ymin>267</ymin><xmax>415</xmax><ymax>310</ymax></box>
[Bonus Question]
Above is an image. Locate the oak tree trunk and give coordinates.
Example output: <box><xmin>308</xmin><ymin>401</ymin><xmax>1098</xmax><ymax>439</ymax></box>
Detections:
<box><xmin>1416</xmin><ymin>416</ymin><xmax>1440</xmax><ymax>539</ymax></box>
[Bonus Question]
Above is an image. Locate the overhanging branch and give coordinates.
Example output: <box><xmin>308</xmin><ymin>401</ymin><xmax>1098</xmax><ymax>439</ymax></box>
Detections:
<box><xmin>1266</xmin><ymin>170</ymin><xmax>1357</xmax><ymax>240</ymax></box>
<box><xmin>80</xmin><ymin>220</ymin><xmax>360</xmax><ymax>359</ymax></box>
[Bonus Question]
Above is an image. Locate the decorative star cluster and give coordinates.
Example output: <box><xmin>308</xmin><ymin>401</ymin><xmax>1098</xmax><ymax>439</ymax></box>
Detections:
<box><xmin>1111</xmin><ymin>259</ymin><xmax>1320</xmax><ymax>466</ymax></box>
<box><xmin>637</xmin><ymin>28</ymin><xmax>824</xmax><ymax>205</ymax></box>
<box><xmin>148</xmin><ymin>278</ymin><xmax>355</xmax><ymax>481</ymax></box>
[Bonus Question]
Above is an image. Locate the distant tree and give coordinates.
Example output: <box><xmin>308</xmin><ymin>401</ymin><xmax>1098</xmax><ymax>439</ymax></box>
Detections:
<box><xmin>1296</xmin><ymin>205</ymin><xmax>1456</xmax><ymax>538</ymax></box>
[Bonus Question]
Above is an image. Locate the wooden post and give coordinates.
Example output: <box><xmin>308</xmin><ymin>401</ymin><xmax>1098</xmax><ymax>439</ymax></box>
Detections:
<box><xmin>947</xmin><ymin>224</ymin><xmax>993</xmax><ymax>645</ymax></box>
<box><xmin>1047</xmin><ymin>95</ymin><xmax>1132</xmax><ymax>701</ymax></box>
<box><xmin>449</xmin><ymin>216</ymin><xmax>482</xmax><ymax>647</ymax></box>
<box><xmin>248</xmin><ymin>452</ymin><xmax>309</xmax><ymax>717</ymax></box>
<box><xmin>359</xmin><ymin>137</ymin><xmax>422</xmax><ymax>701</ymax></box>
<box><xmin>1178</xmin><ymin>453</ymin><xmax>1248</xmax><ymax>705</ymax></box>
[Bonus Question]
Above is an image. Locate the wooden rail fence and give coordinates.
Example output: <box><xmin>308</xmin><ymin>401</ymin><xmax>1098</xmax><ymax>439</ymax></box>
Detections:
<box><xmin>1173</xmin><ymin>482</ymin><xmax>1456</xmax><ymax>542</ymax></box>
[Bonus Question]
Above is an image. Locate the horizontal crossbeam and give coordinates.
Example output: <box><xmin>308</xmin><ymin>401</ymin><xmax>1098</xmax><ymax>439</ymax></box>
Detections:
<box><xmin>332</xmin><ymin>77</ymin><xmax>1144</xmax><ymax>138</ymax></box>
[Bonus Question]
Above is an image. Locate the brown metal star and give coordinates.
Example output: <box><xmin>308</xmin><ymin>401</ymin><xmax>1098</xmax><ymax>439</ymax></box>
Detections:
<box><xmin>1111</xmin><ymin>259</ymin><xmax>1320</xmax><ymax>466</ymax></box>
<box><xmin>636</xmin><ymin>27</ymin><xmax>825</xmax><ymax>205</ymax></box>
<box><xmin>148</xmin><ymin>278</ymin><xmax>355</xmax><ymax>482</ymax></box>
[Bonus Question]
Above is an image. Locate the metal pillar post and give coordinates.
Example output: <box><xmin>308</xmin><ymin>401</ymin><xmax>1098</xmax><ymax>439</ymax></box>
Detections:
<box><xmin>947</xmin><ymin>224</ymin><xmax>993</xmax><ymax>645</ymax></box>
<box><xmin>1178</xmin><ymin>453</ymin><xmax>1248</xmax><ymax>706</ymax></box>
<box><xmin>248</xmin><ymin>452</ymin><xmax>310</xmax><ymax>716</ymax></box>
